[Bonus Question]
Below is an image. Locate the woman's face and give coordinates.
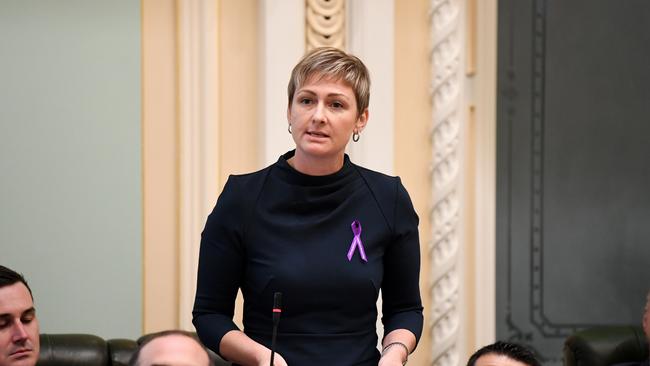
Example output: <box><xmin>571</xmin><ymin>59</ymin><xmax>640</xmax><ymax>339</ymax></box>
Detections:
<box><xmin>287</xmin><ymin>75</ymin><xmax>368</xmax><ymax>162</ymax></box>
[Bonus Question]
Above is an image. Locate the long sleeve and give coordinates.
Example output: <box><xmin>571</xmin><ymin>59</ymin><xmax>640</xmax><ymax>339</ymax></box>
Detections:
<box><xmin>192</xmin><ymin>176</ymin><xmax>245</xmax><ymax>355</ymax></box>
<box><xmin>381</xmin><ymin>178</ymin><xmax>424</xmax><ymax>345</ymax></box>
<box><xmin>193</xmin><ymin>153</ymin><xmax>422</xmax><ymax>365</ymax></box>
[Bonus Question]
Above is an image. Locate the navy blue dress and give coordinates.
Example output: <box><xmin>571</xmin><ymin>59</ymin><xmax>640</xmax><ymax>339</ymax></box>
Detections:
<box><xmin>193</xmin><ymin>151</ymin><xmax>423</xmax><ymax>365</ymax></box>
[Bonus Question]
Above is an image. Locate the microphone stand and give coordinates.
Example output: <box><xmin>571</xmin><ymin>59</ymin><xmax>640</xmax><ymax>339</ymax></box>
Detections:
<box><xmin>270</xmin><ymin>292</ymin><xmax>282</xmax><ymax>366</ymax></box>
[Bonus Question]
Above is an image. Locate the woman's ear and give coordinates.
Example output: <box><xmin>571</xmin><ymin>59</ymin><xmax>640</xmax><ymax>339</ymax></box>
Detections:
<box><xmin>356</xmin><ymin>109</ymin><xmax>369</xmax><ymax>133</ymax></box>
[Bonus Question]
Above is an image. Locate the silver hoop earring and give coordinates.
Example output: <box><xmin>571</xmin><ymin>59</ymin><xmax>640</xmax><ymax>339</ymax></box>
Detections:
<box><xmin>352</xmin><ymin>131</ymin><xmax>360</xmax><ymax>142</ymax></box>
<box><xmin>288</xmin><ymin>124</ymin><xmax>292</xmax><ymax>134</ymax></box>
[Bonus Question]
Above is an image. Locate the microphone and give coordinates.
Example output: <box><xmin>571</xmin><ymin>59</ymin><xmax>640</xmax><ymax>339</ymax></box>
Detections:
<box><xmin>270</xmin><ymin>292</ymin><xmax>282</xmax><ymax>366</ymax></box>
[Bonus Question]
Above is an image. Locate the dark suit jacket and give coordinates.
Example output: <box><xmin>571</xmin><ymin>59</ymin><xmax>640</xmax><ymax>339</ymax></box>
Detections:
<box><xmin>612</xmin><ymin>360</ymin><xmax>650</xmax><ymax>366</ymax></box>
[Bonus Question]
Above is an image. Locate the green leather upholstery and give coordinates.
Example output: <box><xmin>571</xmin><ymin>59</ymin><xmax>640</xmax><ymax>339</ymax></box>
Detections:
<box><xmin>564</xmin><ymin>326</ymin><xmax>648</xmax><ymax>366</ymax></box>
<box><xmin>37</xmin><ymin>333</ymin><xmax>230</xmax><ymax>366</ymax></box>
<box><xmin>37</xmin><ymin>334</ymin><xmax>120</xmax><ymax>366</ymax></box>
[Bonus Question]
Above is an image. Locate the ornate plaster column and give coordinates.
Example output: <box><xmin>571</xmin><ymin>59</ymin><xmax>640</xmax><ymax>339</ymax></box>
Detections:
<box><xmin>429</xmin><ymin>0</ymin><xmax>467</xmax><ymax>364</ymax></box>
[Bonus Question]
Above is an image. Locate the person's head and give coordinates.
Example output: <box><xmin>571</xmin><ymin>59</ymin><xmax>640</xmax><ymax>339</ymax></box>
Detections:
<box><xmin>0</xmin><ymin>265</ymin><xmax>39</xmax><ymax>366</ymax></box>
<box><xmin>286</xmin><ymin>47</ymin><xmax>371</xmax><ymax>164</ymax></box>
<box><xmin>643</xmin><ymin>291</ymin><xmax>650</xmax><ymax>342</ymax></box>
<box><xmin>288</xmin><ymin>47</ymin><xmax>370</xmax><ymax>117</ymax></box>
<box><xmin>129</xmin><ymin>330</ymin><xmax>213</xmax><ymax>366</ymax></box>
<box><xmin>467</xmin><ymin>341</ymin><xmax>541</xmax><ymax>366</ymax></box>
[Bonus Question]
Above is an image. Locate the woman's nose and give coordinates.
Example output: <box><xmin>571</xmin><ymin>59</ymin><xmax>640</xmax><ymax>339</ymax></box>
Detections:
<box><xmin>312</xmin><ymin>102</ymin><xmax>326</xmax><ymax>123</ymax></box>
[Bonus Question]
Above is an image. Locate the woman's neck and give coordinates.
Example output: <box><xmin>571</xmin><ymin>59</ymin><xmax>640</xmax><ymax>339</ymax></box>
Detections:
<box><xmin>287</xmin><ymin>151</ymin><xmax>344</xmax><ymax>176</ymax></box>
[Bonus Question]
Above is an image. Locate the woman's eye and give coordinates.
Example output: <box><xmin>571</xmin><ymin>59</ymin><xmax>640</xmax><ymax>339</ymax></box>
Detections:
<box><xmin>299</xmin><ymin>98</ymin><xmax>312</xmax><ymax>105</ymax></box>
<box><xmin>331</xmin><ymin>101</ymin><xmax>343</xmax><ymax>109</ymax></box>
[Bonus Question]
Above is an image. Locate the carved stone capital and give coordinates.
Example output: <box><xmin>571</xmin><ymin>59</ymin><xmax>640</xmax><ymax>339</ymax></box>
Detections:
<box><xmin>306</xmin><ymin>0</ymin><xmax>346</xmax><ymax>50</ymax></box>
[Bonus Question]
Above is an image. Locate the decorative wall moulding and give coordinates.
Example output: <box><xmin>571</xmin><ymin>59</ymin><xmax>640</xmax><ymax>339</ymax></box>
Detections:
<box><xmin>306</xmin><ymin>0</ymin><xmax>346</xmax><ymax>50</ymax></box>
<box><xmin>176</xmin><ymin>0</ymin><xmax>219</xmax><ymax>331</ymax></box>
<box><xmin>429</xmin><ymin>0</ymin><xmax>463</xmax><ymax>365</ymax></box>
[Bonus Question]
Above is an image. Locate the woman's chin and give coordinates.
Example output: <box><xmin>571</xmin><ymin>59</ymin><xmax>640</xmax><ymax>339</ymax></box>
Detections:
<box><xmin>296</xmin><ymin>145</ymin><xmax>341</xmax><ymax>159</ymax></box>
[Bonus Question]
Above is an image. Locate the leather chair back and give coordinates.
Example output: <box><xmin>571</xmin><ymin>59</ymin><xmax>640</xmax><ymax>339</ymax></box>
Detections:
<box><xmin>37</xmin><ymin>333</ymin><xmax>229</xmax><ymax>366</ymax></box>
<box><xmin>564</xmin><ymin>326</ymin><xmax>648</xmax><ymax>366</ymax></box>
<box><xmin>37</xmin><ymin>334</ymin><xmax>137</xmax><ymax>366</ymax></box>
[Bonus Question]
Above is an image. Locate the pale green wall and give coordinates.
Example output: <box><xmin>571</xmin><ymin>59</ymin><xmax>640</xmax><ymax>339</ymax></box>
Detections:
<box><xmin>0</xmin><ymin>1</ymin><xmax>142</xmax><ymax>339</ymax></box>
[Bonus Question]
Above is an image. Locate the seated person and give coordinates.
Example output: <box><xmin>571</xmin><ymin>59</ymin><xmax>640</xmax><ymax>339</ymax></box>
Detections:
<box><xmin>0</xmin><ymin>265</ymin><xmax>39</xmax><ymax>366</ymax></box>
<box><xmin>613</xmin><ymin>291</ymin><xmax>650</xmax><ymax>366</ymax></box>
<box><xmin>467</xmin><ymin>341</ymin><xmax>541</xmax><ymax>366</ymax></box>
<box><xmin>129</xmin><ymin>330</ymin><xmax>213</xmax><ymax>366</ymax></box>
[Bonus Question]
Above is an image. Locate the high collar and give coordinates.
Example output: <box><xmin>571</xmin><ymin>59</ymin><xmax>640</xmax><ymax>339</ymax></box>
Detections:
<box><xmin>274</xmin><ymin>150</ymin><xmax>355</xmax><ymax>187</ymax></box>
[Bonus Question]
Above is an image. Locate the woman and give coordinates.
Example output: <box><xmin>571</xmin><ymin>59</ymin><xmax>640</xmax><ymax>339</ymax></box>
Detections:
<box><xmin>193</xmin><ymin>47</ymin><xmax>423</xmax><ymax>366</ymax></box>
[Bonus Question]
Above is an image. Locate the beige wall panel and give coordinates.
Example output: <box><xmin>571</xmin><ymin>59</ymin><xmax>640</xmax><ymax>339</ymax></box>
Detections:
<box><xmin>394</xmin><ymin>0</ymin><xmax>433</xmax><ymax>364</ymax></box>
<box><xmin>259</xmin><ymin>0</ymin><xmax>304</xmax><ymax>165</ymax></box>
<box><xmin>218</xmin><ymin>0</ymin><xmax>259</xmax><ymax>328</ymax></box>
<box><xmin>346</xmin><ymin>0</ymin><xmax>395</xmax><ymax>175</ymax></box>
<box><xmin>142</xmin><ymin>0</ymin><xmax>180</xmax><ymax>333</ymax></box>
<box><xmin>219</xmin><ymin>0</ymin><xmax>260</xmax><ymax>183</ymax></box>
<box><xmin>142</xmin><ymin>0</ymin><xmax>260</xmax><ymax>334</ymax></box>
<box><xmin>471</xmin><ymin>0</ymin><xmax>498</xmax><ymax>349</ymax></box>
<box><xmin>176</xmin><ymin>0</ymin><xmax>221</xmax><ymax>330</ymax></box>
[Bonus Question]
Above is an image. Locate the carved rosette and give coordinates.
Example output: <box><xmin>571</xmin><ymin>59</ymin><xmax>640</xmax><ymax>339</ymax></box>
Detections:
<box><xmin>305</xmin><ymin>0</ymin><xmax>346</xmax><ymax>50</ymax></box>
<box><xmin>429</xmin><ymin>0</ymin><xmax>463</xmax><ymax>365</ymax></box>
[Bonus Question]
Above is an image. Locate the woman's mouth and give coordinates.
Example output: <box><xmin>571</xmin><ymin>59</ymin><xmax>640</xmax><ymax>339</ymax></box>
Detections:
<box><xmin>307</xmin><ymin>131</ymin><xmax>329</xmax><ymax>138</ymax></box>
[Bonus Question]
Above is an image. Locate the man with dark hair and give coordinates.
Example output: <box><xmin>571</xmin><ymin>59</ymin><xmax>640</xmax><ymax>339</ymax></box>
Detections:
<box><xmin>129</xmin><ymin>330</ymin><xmax>213</xmax><ymax>366</ymax></box>
<box><xmin>0</xmin><ymin>265</ymin><xmax>39</xmax><ymax>366</ymax></box>
<box><xmin>467</xmin><ymin>341</ymin><xmax>541</xmax><ymax>366</ymax></box>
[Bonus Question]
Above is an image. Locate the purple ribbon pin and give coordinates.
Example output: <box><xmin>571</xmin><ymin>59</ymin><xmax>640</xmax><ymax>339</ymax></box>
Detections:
<box><xmin>347</xmin><ymin>220</ymin><xmax>367</xmax><ymax>262</ymax></box>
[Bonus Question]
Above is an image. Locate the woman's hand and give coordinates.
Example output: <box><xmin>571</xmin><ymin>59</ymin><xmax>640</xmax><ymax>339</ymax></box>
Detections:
<box><xmin>257</xmin><ymin>352</ymin><xmax>288</xmax><ymax>366</ymax></box>
<box><xmin>378</xmin><ymin>346</ymin><xmax>407</xmax><ymax>366</ymax></box>
<box><xmin>379</xmin><ymin>329</ymin><xmax>414</xmax><ymax>366</ymax></box>
<box><xmin>220</xmin><ymin>330</ymin><xmax>288</xmax><ymax>366</ymax></box>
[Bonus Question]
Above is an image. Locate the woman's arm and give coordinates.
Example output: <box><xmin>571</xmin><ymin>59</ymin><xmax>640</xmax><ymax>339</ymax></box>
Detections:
<box><xmin>379</xmin><ymin>329</ymin><xmax>416</xmax><ymax>366</ymax></box>
<box><xmin>219</xmin><ymin>330</ymin><xmax>288</xmax><ymax>366</ymax></box>
<box><xmin>193</xmin><ymin>176</ymin><xmax>284</xmax><ymax>365</ymax></box>
<box><xmin>380</xmin><ymin>178</ymin><xmax>424</xmax><ymax>365</ymax></box>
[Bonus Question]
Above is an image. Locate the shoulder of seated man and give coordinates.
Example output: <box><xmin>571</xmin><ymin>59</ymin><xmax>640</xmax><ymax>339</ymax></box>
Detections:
<box><xmin>611</xmin><ymin>361</ymin><xmax>650</xmax><ymax>366</ymax></box>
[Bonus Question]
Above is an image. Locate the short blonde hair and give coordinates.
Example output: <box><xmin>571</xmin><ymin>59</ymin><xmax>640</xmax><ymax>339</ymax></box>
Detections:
<box><xmin>287</xmin><ymin>47</ymin><xmax>371</xmax><ymax>116</ymax></box>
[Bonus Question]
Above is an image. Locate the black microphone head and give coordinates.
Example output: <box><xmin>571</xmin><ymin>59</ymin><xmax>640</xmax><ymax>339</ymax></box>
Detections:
<box><xmin>273</xmin><ymin>292</ymin><xmax>282</xmax><ymax>309</ymax></box>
